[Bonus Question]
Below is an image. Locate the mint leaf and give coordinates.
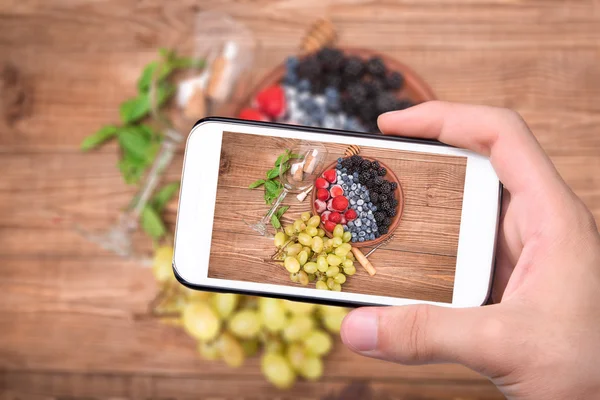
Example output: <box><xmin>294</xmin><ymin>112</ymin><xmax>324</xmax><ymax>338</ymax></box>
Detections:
<box><xmin>151</xmin><ymin>182</ymin><xmax>180</xmax><ymax>212</ymax></box>
<box><xmin>266</xmin><ymin>167</ymin><xmax>280</xmax><ymax>180</ymax></box>
<box><xmin>249</xmin><ymin>179</ymin><xmax>265</xmax><ymax>189</ymax></box>
<box><xmin>270</xmin><ymin>214</ymin><xmax>281</xmax><ymax>229</ymax></box>
<box><xmin>141</xmin><ymin>206</ymin><xmax>166</xmax><ymax>240</ymax></box>
<box><xmin>118</xmin><ymin>154</ymin><xmax>146</xmax><ymax>184</ymax></box>
<box><xmin>275</xmin><ymin>153</ymin><xmax>290</xmax><ymax>167</ymax></box>
<box><xmin>117</xmin><ymin>126</ymin><xmax>151</xmax><ymax>161</ymax></box>
<box><xmin>275</xmin><ymin>205</ymin><xmax>289</xmax><ymax>219</ymax></box>
<box><xmin>119</xmin><ymin>94</ymin><xmax>150</xmax><ymax>124</ymax></box>
<box><xmin>81</xmin><ymin>125</ymin><xmax>119</xmax><ymax>151</ymax></box>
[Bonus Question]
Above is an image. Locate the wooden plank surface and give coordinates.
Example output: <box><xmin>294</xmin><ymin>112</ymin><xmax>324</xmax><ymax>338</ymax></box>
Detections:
<box><xmin>2</xmin><ymin>0</ymin><xmax>600</xmax><ymax>399</ymax></box>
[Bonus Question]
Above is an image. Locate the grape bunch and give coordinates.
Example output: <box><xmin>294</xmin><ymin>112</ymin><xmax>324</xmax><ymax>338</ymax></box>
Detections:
<box><xmin>151</xmin><ymin>245</ymin><xmax>349</xmax><ymax>389</ymax></box>
<box><xmin>273</xmin><ymin>211</ymin><xmax>357</xmax><ymax>291</ymax></box>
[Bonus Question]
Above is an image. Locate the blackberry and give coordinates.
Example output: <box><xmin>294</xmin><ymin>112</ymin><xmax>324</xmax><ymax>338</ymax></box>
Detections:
<box><xmin>390</xmin><ymin>181</ymin><xmax>398</xmax><ymax>190</ymax></box>
<box><xmin>364</xmin><ymin>79</ymin><xmax>384</xmax><ymax>98</ymax></box>
<box><xmin>297</xmin><ymin>56</ymin><xmax>322</xmax><ymax>79</ymax></box>
<box><xmin>359</xmin><ymin>101</ymin><xmax>378</xmax><ymax>123</ymax></box>
<box><xmin>380</xmin><ymin>226</ymin><xmax>389</xmax><ymax>235</ymax></box>
<box><xmin>392</xmin><ymin>199</ymin><xmax>399</xmax><ymax>208</ymax></box>
<box><xmin>370</xmin><ymin>192</ymin><xmax>379</xmax><ymax>203</ymax></box>
<box><xmin>374</xmin><ymin>212</ymin><xmax>385</xmax><ymax>223</ymax></box>
<box><xmin>374</xmin><ymin>176</ymin><xmax>384</xmax><ymax>186</ymax></box>
<box><xmin>379</xmin><ymin>194</ymin><xmax>388</xmax><ymax>203</ymax></box>
<box><xmin>325</xmin><ymin>73</ymin><xmax>342</xmax><ymax>89</ymax></box>
<box><xmin>376</xmin><ymin>92</ymin><xmax>399</xmax><ymax>114</ymax></box>
<box><xmin>359</xmin><ymin>171</ymin><xmax>370</xmax><ymax>182</ymax></box>
<box><xmin>385</xmin><ymin>71</ymin><xmax>404</xmax><ymax>90</ymax></box>
<box><xmin>350</xmin><ymin>155</ymin><xmax>362</xmax><ymax>164</ymax></box>
<box><xmin>381</xmin><ymin>182</ymin><xmax>392</xmax><ymax>194</ymax></box>
<box><xmin>312</xmin><ymin>78</ymin><xmax>326</xmax><ymax>94</ymax></box>
<box><xmin>342</xmin><ymin>56</ymin><xmax>365</xmax><ymax>82</ymax></box>
<box><xmin>366</xmin><ymin>56</ymin><xmax>386</xmax><ymax>77</ymax></box>
<box><xmin>378</xmin><ymin>167</ymin><xmax>387</xmax><ymax>176</ymax></box>
<box><xmin>347</xmin><ymin>82</ymin><xmax>368</xmax><ymax>104</ymax></box>
<box><xmin>381</xmin><ymin>202</ymin><xmax>392</xmax><ymax>213</ymax></box>
<box><xmin>341</xmin><ymin>97</ymin><xmax>357</xmax><ymax>114</ymax></box>
<box><xmin>382</xmin><ymin>217</ymin><xmax>391</xmax><ymax>227</ymax></box>
<box><xmin>387</xmin><ymin>208</ymin><xmax>397</xmax><ymax>217</ymax></box>
<box><xmin>372</xmin><ymin>161</ymin><xmax>381</xmax><ymax>170</ymax></box>
<box><xmin>360</xmin><ymin>159</ymin><xmax>372</xmax><ymax>170</ymax></box>
<box><xmin>396</xmin><ymin>99</ymin><xmax>414</xmax><ymax>110</ymax></box>
<box><xmin>317</xmin><ymin>47</ymin><xmax>345</xmax><ymax>72</ymax></box>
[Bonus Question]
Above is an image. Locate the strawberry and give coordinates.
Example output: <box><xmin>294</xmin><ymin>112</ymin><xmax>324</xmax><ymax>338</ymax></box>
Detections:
<box><xmin>324</xmin><ymin>220</ymin><xmax>337</xmax><ymax>233</ymax></box>
<box><xmin>327</xmin><ymin>198</ymin><xmax>335</xmax><ymax>211</ymax></box>
<box><xmin>320</xmin><ymin>210</ymin><xmax>331</xmax><ymax>223</ymax></box>
<box><xmin>345</xmin><ymin>209</ymin><xmax>358</xmax><ymax>221</ymax></box>
<box><xmin>340</xmin><ymin>215</ymin><xmax>347</xmax><ymax>225</ymax></box>
<box><xmin>329</xmin><ymin>184</ymin><xmax>344</xmax><ymax>198</ymax></box>
<box><xmin>255</xmin><ymin>85</ymin><xmax>286</xmax><ymax>118</ymax></box>
<box><xmin>331</xmin><ymin>196</ymin><xmax>349</xmax><ymax>212</ymax></box>
<box><xmin>238</xmin><ymin>107</ymin><xmax>269</xmax><ymax>122</ymax></box>
<box><xmin>316</xmin><ymin>188</ymin><xmax>330</xmax><ymax>201</ymax></box>
<box><xmin>315</xmin><ymin>177</ymin><xmax>329</xmax><ymax>190</ymax></box>
<box><xmin>314</xmin><ymin>199</ymin><xmax>327</xmax><ymax>214</ymax></box>
<box><xmin>322</xmin><ymin>169</ymin><xmax>337</xmax><ymax>183</ymax></box>
<box><xmin>329</xmin><ymin>212</ymin><xmax>342</xmax><ymax>224</ymax></box>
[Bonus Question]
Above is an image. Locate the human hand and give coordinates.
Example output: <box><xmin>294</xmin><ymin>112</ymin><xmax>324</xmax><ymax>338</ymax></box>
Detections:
<box><xmin>341</xmin><ymin>101</ymin><xmax>600</xmax><ymax>399</ymax></box>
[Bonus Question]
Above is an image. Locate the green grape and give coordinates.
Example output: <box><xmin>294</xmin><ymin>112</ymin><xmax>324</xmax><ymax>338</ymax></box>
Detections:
<box><xmin>323</xmin><ymin>238</ymin><xmax>333</xmax><ymax>252</ymax></box>
<box><xmin>311</xmin><ymin>236</ymin><xmax>324</xmax><ymax>253</ymax></box>
<box><xmin>263</xmin><ymin>335</ymin><xmax>285</xmax><ymax>354</ymax></box>
<box><xmin>299</xmin><ymin>355</ymin><xmax>323</xmax><ymax>380</ymax></box>
<box><xmin>342</xmin><ymin>259</ymin><xmax>353</xmax><ymax>269</ymax></box>
<box><xmin>228</xmin><ymin>309</ymin><xmax>261</xmax><ymax>339</ymax></box>
<box><xmin>305</xmin><ymin>226</ymin><xmax>318</xmax><ymax>237</ymax></box>
<box><xmin>262</xmin><ymin>352</ymin><xmax>296</xmax><ymax>389</ymax></box>
<box><xmin>326</xmin><ymin>277</ymin><xmax>335</xmax><ymax>289</ymax></box>
<box><xmin>282</xmin><ymin>300</ymin><xmax>316</xmax><ymax>315</ymax></box>
<box><xmin>334</xmin><ymin>273</ymin><xmax>346</xmax><ymax>284</ymax></box>
<box><xmin>183</xmin><ymin>301</ymin><xmax>221</xmax><ymax>341</ymax></box>
<box><xmin>326</xmin><ymin>254</ymin><xmax>341</xmax><ymax>267</ymax></box>
<box><xmin>241</xmin><ymin>338</ymin><xmax>259</xmax><ymax>356</ymax></box>
<box><xmin>293</xmin><ymin>219</ymin><xmax>307</xmax><ymax>232</ymax></box>
<box><xmin>197</xmin><ymin>339</ymin><xmax>220</xmax><ymax>360</ymax></box>
<box><xmin>346</xmin><ymin>251</ymin><xmax>355</xmax><ymax>261</ymax></box>
<box><xmin>302</xmin><ymin>246</ymin><xmax>313</xmax><ymax>257</ymax></box>
<box><xmin>274</xmin><ymin>232</ymin><xmax>288</xmax><ymax>248</ymax></box>
<box><xmin>304</xmin><ymin>329</ymin><xmax>333</xmax><ymax>356</ymax></box>
<box><xmin>315</xmin><ymin>281</ymin><xmax>328</xmax><ymax>290</ymax></box>
<box><xmin>298</xmin><ymin>270</ymin><xmax>309</xmax><ymax>286</ymax></box>
<box><xmin>286</xmin><ymin>243</ymin><xmax>302</xmax><ymax>256</ymax></box>
<box><xmin>343</xmin><ymin>265</ymin><xmax>356</xmax><ymax>276</ymax></box>
<box><xmin>284</xmin><ymin>225</ymin><xmax>295</xmax><ymax>237</ymax></box>
<box><xmin>332</xmin><ymin>237</ymin><xmax>343</xmax><ymax>247</ymax></box>
<box><xmin>290</xmin><ymin>272</ymin><xmax>299</xmax><ymax>283</ymax></box>
<box><xmin>284</xmin><ymin>256</ymin><xmax>301</xmax><ymax>273</ymax></box>
<box><xmin>301</xmin><ymin>211</ymin><xmax>311</xmax><ymax>222</ymax></box>
<box><xmin>317</xmin><ymin>228</ymin><xmax>325</xmax><ymax>237</ymax></box>
<box><xmin>152</xmin><ymin>246</ymin><xmax>174</xmax><ymax>283</ymax></box>
<box><xmin>334</xmin><ymin>243</ymin><xmax>352</xmax><ymax>257</ymax></box>
<box><xmin>283</xmin><ymin>314</ymin><xmax>314</xmax><ymax>342</ymax></box>
<box><xmin>286</xmin><ymin>342</ymin><xmax>307</xmax><ymax>371</ymax></box>
<box><xmin>303</xmin><ymin>262</ymin><xmax>318</xmax><ymax>274</ymax></box>
<box><xmin>321</xmin><ymin>309</ymin><xmax>347</xmax><ymax>333</ymax></box>
<box><xmin>326</xmin><ymin>266</ymin><xmax>340</xmax><ymax>278</ymax></box>
<box><xmin>332</xmin><ymin>283</ymin><xmax>342</xmax><ymax>291</ymax></box>
<box><xmin>297</xmin><ymin>251</ymin><xmax>309</xmax><ymax>266</ymax></box>
<box><xmin>342</xmin><ymin>231</ymin><xmax>352</xmax><ymax>243</ymax></box>
<box><xmin>297</xmin><ymin>232</ymin><xmax>312</xmax><ymax>246</ymax></box>
<box><xmin>315</xmin><ymin>271</ymin><xmax>326</xmax><ymax>281</ymax></box>
<box><xmin>218</xmin><ymin>332</ymin><xmax>245</xmax><ymax>367</ymax></box>
<box><xmin>317</xmin><ymin>256</ymin><xmax>329</xmax><ymax>272</ymax></box>
<box><xmin>259</xmin><ymin>297</ymin><xmax>286</xmax><ymax>333</ymax></box>
<box><xmin>211</xmin><ymin>293</ymin><xmax>239</xmax><ymax>319</ymax></box>
<box><xmin>308</xmin><ymin>273</ymin><xmax>316</xmax><ymax>282</ymax></box>
<box><xmin>307</xmin><ymin>215</ymin><xmax>321</xmax><ymax>228</ymax></box>
<box><xmin>333</xmin><ymin>224</ymin><xmax>344</xmax><ymax>238</ymax></box>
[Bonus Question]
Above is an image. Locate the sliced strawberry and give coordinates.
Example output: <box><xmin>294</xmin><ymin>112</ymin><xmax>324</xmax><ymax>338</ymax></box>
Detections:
<box><xmin>324</xmin><ymin>220</ymin><xmax>337</xmax><ymax>233</ymax></box>
<box><xmin>329</xmin><ymin>184</ymin><xmax>344</xmax><ymax>198</ymax></box>
<box><xmin>315</xmin><ymin>177</ymin><xmax>329</xmax><ymax>190</ymax></box>
<box><xmin>331</xmin><ymin>196</ymin><xmax>349</xmax><ymax>212</ymax></box>
<box><xmin>345</xmin><ymin>209</ymin><xmax>358</xmax><ymax>221</ymax></box>
<box><xmin>329</xmin><ymin>212</ymin><xmax>342</xmax><ymax>224</ymax></box>
<box><xmin>238</xmin><ymin>107</ymin><xmax>269</xmax><ymax>122</ymax></box>
<box><xmin>316</xmin><ymin>188</ymin><xmax>330</xmax><ymax>201</ymax></box>
<box><xmin>314</xmin><ymin>199</ymin><xmax>327</xmax><ymax>214</ymax></box>
<box><xmin>322</xmin><ymin>169</ymin><xmax>336</xmax><ymax>183</ymax></box>
<box><xmin>340</xmin><ymin>215</ymin><xmax>347</xmax><ymax>225</ymax></box>
<box><xmin>255</xmin><ymin>85</ymin><xmax>286</xmax><ymax>118</ymax></box>
<box><xmin>320</xmin><ymin>210</ymin><xmax>331</xmax><ymax>223</ymax></box>
<box><xmin>327</xmin><ymin>198</ymin><xmax>335</xmax><ymax>211</ymax></box>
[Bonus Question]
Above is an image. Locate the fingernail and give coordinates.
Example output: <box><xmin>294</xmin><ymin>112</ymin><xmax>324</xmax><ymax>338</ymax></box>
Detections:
<box><xmin>342</xmin><ymin>309</ymin><xmax>378</xmax><ymax>352</ymax></box>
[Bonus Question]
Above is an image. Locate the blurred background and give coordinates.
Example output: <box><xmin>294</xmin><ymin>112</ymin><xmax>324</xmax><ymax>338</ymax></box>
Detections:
<box><xmin>1</xmin><ymin>1</ymin><xmax>599</xmax><ymax>399</ymax></box>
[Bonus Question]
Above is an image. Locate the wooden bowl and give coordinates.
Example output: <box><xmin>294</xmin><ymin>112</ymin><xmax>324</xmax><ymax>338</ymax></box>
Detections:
<box><xmin>311</xmin><ymin>157</ymin><xmax>404</xmax><ymax>247</ymax></box>
<box><xmin>235</xmin><ymin>47</ymin><xmax>436</xmax><ymax>116</ymax></box>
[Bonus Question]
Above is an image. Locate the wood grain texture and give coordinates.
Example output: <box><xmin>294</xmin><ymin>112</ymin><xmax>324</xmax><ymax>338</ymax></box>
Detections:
<box><xmin>2</xmin><ymin>0</ymin><xmax>600</xmax><ymax>398</ymax></box>
<box><xmin>207</xmin><ymin>132</ymin><xmax>464</xmax><ymax>302</ymax></box>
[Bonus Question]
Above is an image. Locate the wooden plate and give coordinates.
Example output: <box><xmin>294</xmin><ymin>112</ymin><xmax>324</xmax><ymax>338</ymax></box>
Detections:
<box><xmin>311</xmin><ymin>157</ymin><xmax>404</xmax><ymax>247</ymax></box>
<box><xmin>235</xmin><ymin>47</ymin><xmax>437</xmax><ymax>117</ymax></box>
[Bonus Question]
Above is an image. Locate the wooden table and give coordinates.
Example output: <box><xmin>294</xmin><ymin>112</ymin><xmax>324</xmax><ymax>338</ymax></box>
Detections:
<box><xmin>1</xmin><ymin>1</ymin><xmax>599</xmax><ymax>399</ymax></box>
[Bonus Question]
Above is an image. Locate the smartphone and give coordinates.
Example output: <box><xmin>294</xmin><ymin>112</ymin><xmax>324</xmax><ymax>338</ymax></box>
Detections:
<box><xmin>173</xmin><ymin>118</ymin><xmax>502</xmax><ymax>308</ymax></box>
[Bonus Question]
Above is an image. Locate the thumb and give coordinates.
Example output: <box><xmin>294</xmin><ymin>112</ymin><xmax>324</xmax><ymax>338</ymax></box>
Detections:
<box><xmin>341</xmin><ymin>305</ymin><xmax>510</xmax><ymax>377</ymax></box>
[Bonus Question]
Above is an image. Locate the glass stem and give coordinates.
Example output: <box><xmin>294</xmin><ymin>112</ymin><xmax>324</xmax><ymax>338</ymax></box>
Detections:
<box><xmin>260</xmin><ymin>188</ymin><xmax>289</xmax><ymax>226</ymax></box>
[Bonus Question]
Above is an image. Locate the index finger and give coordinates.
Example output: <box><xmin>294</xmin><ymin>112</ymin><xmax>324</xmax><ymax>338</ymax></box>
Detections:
<box><xmin>377</xmin><ymin>101</ymin><xmax>564</xmax><ymax>195</ymax></box>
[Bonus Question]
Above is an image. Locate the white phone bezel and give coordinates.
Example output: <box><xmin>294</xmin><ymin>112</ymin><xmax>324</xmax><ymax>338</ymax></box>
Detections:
<box><xmin>173</xmin><ymin>120</ymin><xmax>501</xmax><ymax>308</ymax></box>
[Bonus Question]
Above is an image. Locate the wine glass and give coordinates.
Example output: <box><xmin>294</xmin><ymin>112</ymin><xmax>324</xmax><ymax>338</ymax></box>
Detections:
<box><xmin>247</xmin><ymin>141</ymin><xmax>328</xmax><ymax>237</ymax></box>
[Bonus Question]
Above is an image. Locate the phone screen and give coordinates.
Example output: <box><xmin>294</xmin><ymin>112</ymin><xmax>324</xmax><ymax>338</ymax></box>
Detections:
<box><xmin>206</xmin><ymin>130</ymin><xmax>468</xmax><ymax>304</ymax></box>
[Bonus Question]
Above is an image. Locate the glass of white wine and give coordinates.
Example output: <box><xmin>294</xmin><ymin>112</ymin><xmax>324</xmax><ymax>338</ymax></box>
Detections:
<box><xmin>247</xmin><ymin>141</ymin><xmax>328</xmax><ymax>237</ymax></box>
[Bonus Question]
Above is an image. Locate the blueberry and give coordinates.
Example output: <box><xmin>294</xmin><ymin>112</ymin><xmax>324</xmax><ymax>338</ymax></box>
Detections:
<box><xmin>358</xmin><ymin>237</ymin><xmax>365</xmax><ymax>242</ymax></box>
<box><xmin>357</xmin><ymin>206</ymin><xmax>363</xmax><ymax>212</ymax></box>
<box><xmin>348</xmin><ymin>221</ymin><xmax>354</xmax><ymax>228</ymax></box>
<box><xmin>369</xmin><ymin>234</ymin><xmax>375</xmax><ymax>240</ymax></box>
<box><xmin>286</xmin><ymin>56</ymin><xmax>299</xmax><ymax>70</ymax></box>
<box><xmin>351</xmin><ymin>184</ymin><xmax>357</xmax><ymax>191</ymax></box>
<box><xmin>367</xmin><ymin>210</ymin><xmax>373</xmax><ymax>215</ymax></box>
<box><xmin>368</xmin><ymin>202</ymin><xmax>373</xmax><ymax>207</ymax></box>
<box><xmin>352</xmin><ymin>238</ymin><xmax>357</xmax><ymax>243</ymax></box>
<box><xmin>350</xmin><ymin>199</ymin><xmax>356</xmax><ymax>205</ymax></box>
<box><xmin>348</xmin><ymin>190</ymin><xmax>355</xmax><ymax>197</ymax></box>
<box><xmin>342</xmin><ymin>224</ymin><xmax>347</xmax><ymax>230</ymax></box>
<box><xmin>366</xmin><ymin>229</ymin><xmax>372</xmax><ymax>235</ymax></box>
<box><xmin>373</xmin><ymin>225</ymin><xmax>379</xmax><ymax>232</ymax></box>
<box><xmin>342</xmin><ymin>172</ymin><xmax>347</xmax><ymax>177</ymax></box>
<box><xmin>355</xmin><ymin>219</ymin><xmax>362</xmax><ymax>227</ymax></box>
<box><xmin>360</xmin><ymin>212</ymin><xmax>367</xmax><ymax>218</ymax></box>
<box><xmin>359</xmin><ymin>231</ymin><xmax>366</xmax><ymax>237</ymax></box>
<box><xmin>353</xmin><ymin>172</ymin><xmax>359</xmax><ymax>178</ymax></box>
<box><xmin>354</xmin><ymin>177</ymin><xmax>359</xmax><ymax>183</ymax></box>
<box><xmin>325</xmin><ymin>86</ymin><xmax>339</xmax><ymax>98</ymax></box>
<box><xmin>342</xmin><ymin>184</ymin><xmax>348</xmax><ymax>191</ymax></box>
<box><xmin>351</xmin><ymin>231</ymin><xmax>357</xmax><ymax>237</ymax></box>
<box><xmin>365</xmin><ymin>220</ymin><xmax>371</xmax><ymax>227</ymax></box>
<box><xmin>284</xmin><ymin>70</ymin><xmax>299</xmax><ymax>86</ymax></box>
<box><xmin>372</xmin><ymin>206</ymin><xmax>377</xmax><ymax>212</ymax></box>
<box><xmin>357</xmin><ymin>199</ymin><xmax>364</xmax><ymax>206</ymax></box>
<box><xmin>362</xmin><ymin>187</ymin><xmax>367</xmax><ymax>192</ymax></box>
<box><xmin>298</xmin><ymin>79</ymin><xmax>311</xmax><ymax>92</ymax></box>
<box><xmin>342</xmin><ymin>168</ymin><xmax>347</xmax><ymax>173</ymax></box>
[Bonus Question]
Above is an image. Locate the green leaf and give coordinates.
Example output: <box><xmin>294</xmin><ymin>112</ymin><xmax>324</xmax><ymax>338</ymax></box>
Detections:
<box><xmin>137</xmin><ymin>61</ymin><xmax>158</xmax><ymax>92</ymax></box>
<box><xmin>141</xmin><ymin>206</ymin><xmax>166</xmax><ymax>240</ymax></box>
<box><xmin>266</xmin><ymin>167</ymin><xmax>280</xmax><ymax>180</ymax></box>
<box><xmin>119</xmin><ymin>94</ymin><xmax>150</xmax><ymax>124</ymax></box>
<box><xmin>275</xmin><ymin>205</ymin><xmax>289</xmax><ymax>219</ymax></box>
<box><xmin>270</xmin><ymin>214</ymin><xmax>281</xmax><ymax>229</ymax></box>
<box><xmin>275</xmin><ymin>153</ymin><xmax>290</xmax><ymax>167</ymax></box>
<box><xmin>117</xmin><ymin>126</ymin><xmax>152</xmax><ymax>161</ymax></box>
<box><xmin>264</xmin><ymin>180</ymin><xmax>279</xmax><ymax>196</ymax></box>
<box><xmin>171</xmin><ymin>56</ymin><xmax>205</xmax><ymax>69</ymax></box>
<box><xmin>249</xmin><ymin>179</ymin><xmax>265</xmax><ymax>189</ymax></box>
<box><xmin>118</xmin><ymin>154</ymin><xmax>146</xmax><ymax>184</ymax></box>
<box><xmin>80</xmin><ymin>125</ymin><xmax>119</xmax><ymax>151</ymax></box>
<box><xmin>151</xmin><ymin>182</ymin><xmax>180</xmax><ymax>212</ymax></box>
